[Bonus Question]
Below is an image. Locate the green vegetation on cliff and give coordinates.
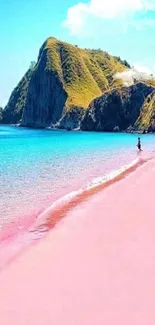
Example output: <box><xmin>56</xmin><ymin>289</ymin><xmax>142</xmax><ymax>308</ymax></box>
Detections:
<box><xmin>44</xmin><ymin>37</ymin><xmax>129</xmax><ymax>108</ymax></box>
<box><xmin>135</xmin><ymin>91</ymin><xmax>155</xmax><ymax>131</ymax></box>
<box><xmin>2</xmin><ymin>68</ymin><xmax>33</xmax><ymax>124</ymax></box>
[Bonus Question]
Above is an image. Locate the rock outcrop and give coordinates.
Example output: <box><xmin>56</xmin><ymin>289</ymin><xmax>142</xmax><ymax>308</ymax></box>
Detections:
<box><xmin>21</xmin><ymin>46</ymin><xmax>67</xmax><ymax>128</ymax></box>
<box><xmin>3</xmin><ymin>37</ymin><xmax>155</xmax><ymax>132</ymax></box>
<box><xmin>81</xmin><ymin>83</ymin><xmax>154</xmax><ymax>131</ymax></box>
<box><xmin>135</xmin><ymin>91</ymin><xmax>155</xmax><ymax>132</ymax></box>
<box><xmin>1</xmin><ymin>37</ymin><xmax>129</xmax><ymax>128</ymax></box>
<box><xmin>57</xmin><ymin>106</ymin><xmax>85</xmax><ymax>130</ymax></box>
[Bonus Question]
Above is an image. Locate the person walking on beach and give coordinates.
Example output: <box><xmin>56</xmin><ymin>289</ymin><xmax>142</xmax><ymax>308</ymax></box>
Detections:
<box><xmin>137</xmin><ymin>137</ymin><xmax>142</xmax><ymax>152</ymax></box>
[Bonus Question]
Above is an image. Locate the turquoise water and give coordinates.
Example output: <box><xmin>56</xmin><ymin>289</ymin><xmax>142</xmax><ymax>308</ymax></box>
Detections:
<box><xmin>0</xmin><ymin>125</ymin><xmax>155</xmax><ymax>240</ymax></box>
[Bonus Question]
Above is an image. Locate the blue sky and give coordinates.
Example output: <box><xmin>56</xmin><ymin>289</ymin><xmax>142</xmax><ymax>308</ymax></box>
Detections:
<box><xmin>1</xmin><ymin>0</ymin><xmax>155</xmax><ymax>106</ymax></box>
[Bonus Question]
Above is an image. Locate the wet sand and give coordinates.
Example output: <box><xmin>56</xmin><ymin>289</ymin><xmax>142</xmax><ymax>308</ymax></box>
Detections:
<box><xmin>0</xmin><ymin>158</ymin><xmax>155</xmax><ymax>324</ymax></box>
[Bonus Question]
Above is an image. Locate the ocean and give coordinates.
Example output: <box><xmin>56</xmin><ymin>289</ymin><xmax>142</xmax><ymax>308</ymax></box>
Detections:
<box><xmin>0</xmin><ymin>125</ymin><xmax>155</xmax><ymax>244</ymax></box>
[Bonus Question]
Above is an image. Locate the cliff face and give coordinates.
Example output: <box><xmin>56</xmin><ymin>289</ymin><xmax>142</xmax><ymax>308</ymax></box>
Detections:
<box><xmin>21</xmin><ymin>47</ymin><xmax>67</xmax><ymax>128</ymax></box>
<box><xmin>81</xmin><ymin>83</ymin><xmax>154</xmax><ymax>132</ymax></box>
<box><xmin>2</xmin><ymin>37</ymin><xmax>128</xmax><ymax>127</ymax></box>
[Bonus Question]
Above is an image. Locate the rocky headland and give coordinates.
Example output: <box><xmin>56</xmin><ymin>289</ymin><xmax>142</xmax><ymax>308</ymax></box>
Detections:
<box><xmin>1</xmin><ymin>37</ymin><xmax>155</xmax><ymax>133</ymax></box>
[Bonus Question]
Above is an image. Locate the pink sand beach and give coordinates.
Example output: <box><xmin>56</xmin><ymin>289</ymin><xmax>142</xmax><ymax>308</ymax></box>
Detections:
<box><xmin>0</xmin><ymin>158</ymin><xmax>155</xmax><ymax>324</ymax></box>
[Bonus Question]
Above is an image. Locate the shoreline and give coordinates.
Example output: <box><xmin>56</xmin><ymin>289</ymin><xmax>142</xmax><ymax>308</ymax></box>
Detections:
<box><xmin>1</xmin><ymin>123</ymin><xmax>155</xmax><ymax>134</ymax></box>
<box><xmin>0</xmin><ymin>157</ymin><xmax>155</xmax><ymax>323</ymax></box>
<box><xmin>0</xmin><ymin>154</ymin><xmax>148</xmax><ymax>270</ymax></box>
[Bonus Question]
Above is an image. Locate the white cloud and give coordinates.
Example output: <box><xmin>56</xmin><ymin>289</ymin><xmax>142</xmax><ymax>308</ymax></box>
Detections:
<box><xmin>114</xmin><ymin>64</ymin><xmax>155</xmax><ymax>86</ymax></box>
<box><xmin>62</xmin><ymin>3</ymin><xmax>89</xmax><ymax>35</ymax></box>
<box><xmin>63</xmin><ymin>0</ymin><xmax>155</xmax><ymax>35</ymax></box>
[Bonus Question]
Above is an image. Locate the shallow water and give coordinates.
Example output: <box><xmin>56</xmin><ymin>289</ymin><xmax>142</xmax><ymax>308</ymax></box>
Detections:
<box><xmin>0</xmin><ymin>125</ymin><xmax>155</xmax><ymax>239</ymax></box>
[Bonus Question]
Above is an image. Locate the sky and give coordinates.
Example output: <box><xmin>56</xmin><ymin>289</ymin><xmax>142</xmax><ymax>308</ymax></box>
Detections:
<box><xmin>1</xmin><ymin>0</ymin><xmax>155</xmax><ymax>107</ymax></box>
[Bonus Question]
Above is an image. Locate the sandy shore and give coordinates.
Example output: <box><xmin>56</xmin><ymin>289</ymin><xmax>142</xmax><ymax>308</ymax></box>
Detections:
<box><xmin>0</xmin><ymin>158</ymin><xmax>155</xmax><ymax>324</ymax></box>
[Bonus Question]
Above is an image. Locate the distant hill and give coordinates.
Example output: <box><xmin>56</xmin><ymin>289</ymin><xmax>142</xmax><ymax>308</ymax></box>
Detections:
<box><xmin>1</xmin><ymin>37</ymin><xmax>129</xmax><ymax>127</ymax></box>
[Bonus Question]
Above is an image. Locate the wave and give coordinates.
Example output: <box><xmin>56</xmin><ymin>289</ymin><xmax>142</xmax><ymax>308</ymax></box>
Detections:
<box><xmin>31</xmin><ymin>155</ymin><xmax>148</xmax><ymax>238</ymax></box>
